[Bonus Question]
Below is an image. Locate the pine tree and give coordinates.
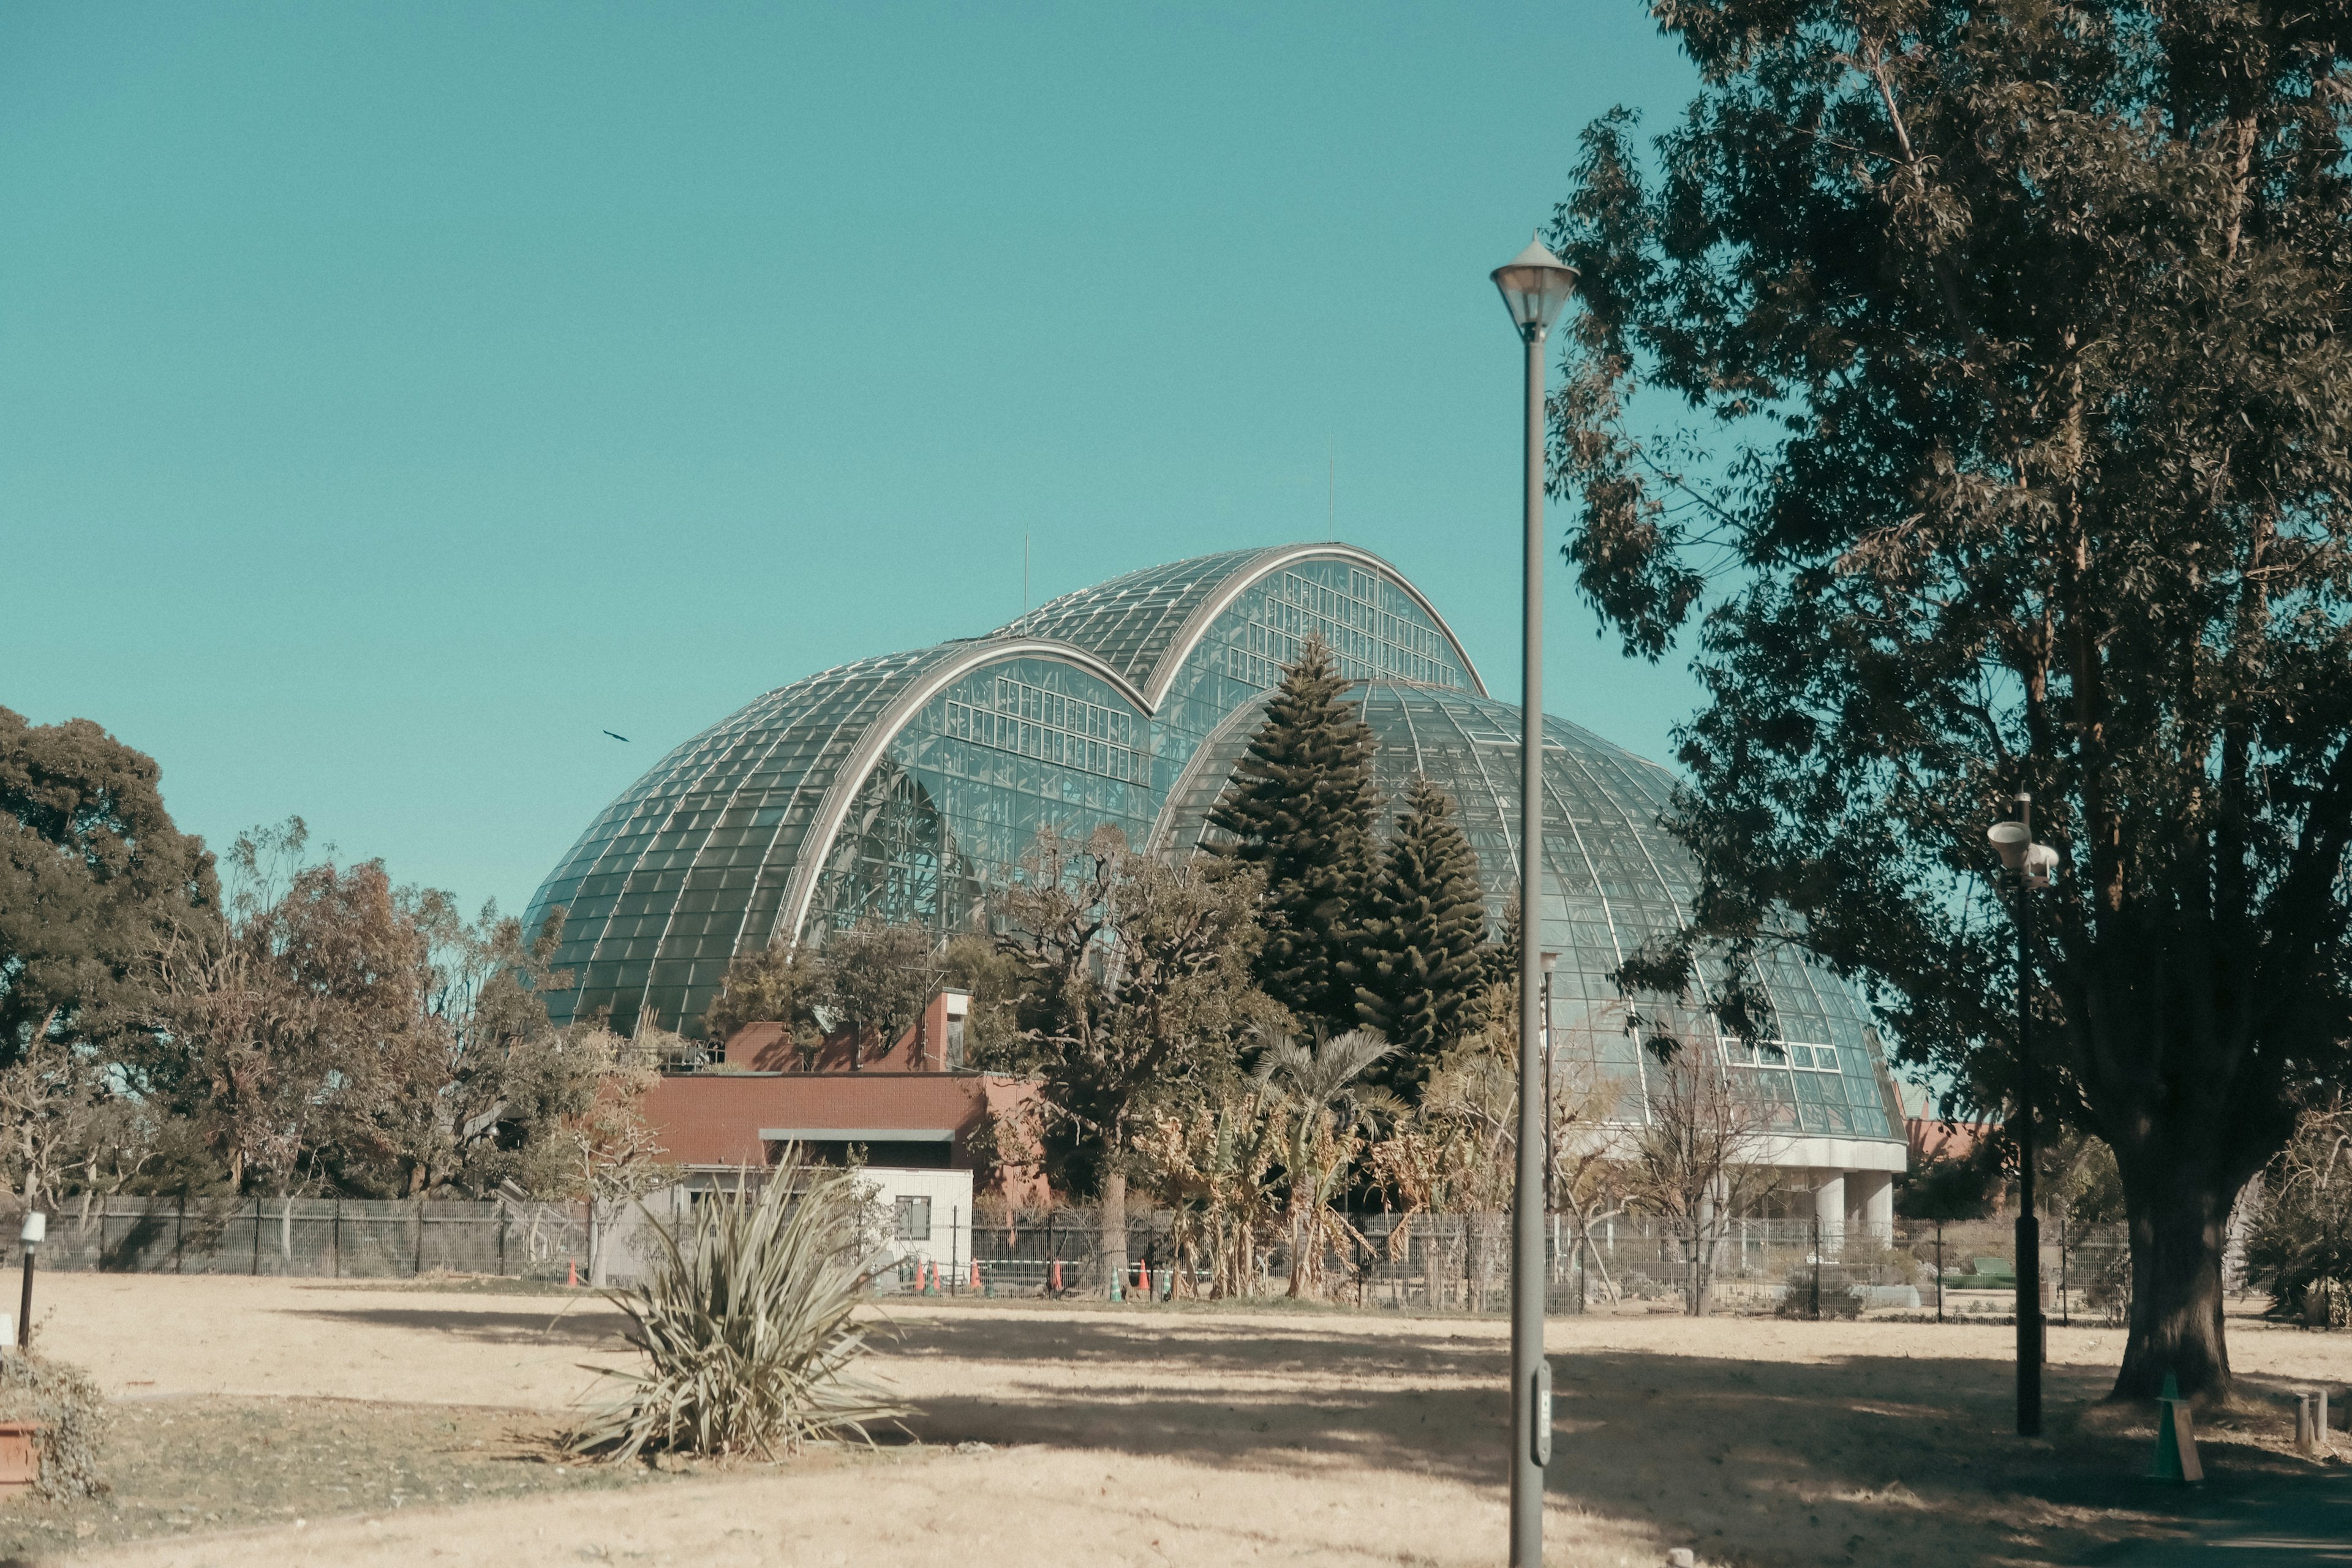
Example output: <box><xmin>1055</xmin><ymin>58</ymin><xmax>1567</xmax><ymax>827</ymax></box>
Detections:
<box><xmin>1351</xmin><ymin>776</ymin><xmax>1490</xmax><ymax>1099</ymax></box>
<box><xmin>1208</xmin><ymin>638</ymin><xmax>1379</xmax><ymax>1032</ymax></box>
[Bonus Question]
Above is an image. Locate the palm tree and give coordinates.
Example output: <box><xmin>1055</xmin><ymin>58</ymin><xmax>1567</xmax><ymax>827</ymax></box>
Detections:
<box><xmin>1256</xmin><ymin>1028</ymin><xmax>1401</xmax><ymax>1297</ymax></box>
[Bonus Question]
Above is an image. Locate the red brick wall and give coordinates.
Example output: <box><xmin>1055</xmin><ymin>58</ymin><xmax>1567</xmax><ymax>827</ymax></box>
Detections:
<box><xmin>641</xmin><ymin>1071</ymin><xmax>1041</xmax><ymax>1200</ymax></box>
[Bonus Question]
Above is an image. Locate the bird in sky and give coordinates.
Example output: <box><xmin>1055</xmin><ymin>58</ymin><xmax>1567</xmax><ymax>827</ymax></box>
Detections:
<box><xmin>603</xmin><ymin>731</ymin><xmax>630</xmax><ymax>742</ymax></box>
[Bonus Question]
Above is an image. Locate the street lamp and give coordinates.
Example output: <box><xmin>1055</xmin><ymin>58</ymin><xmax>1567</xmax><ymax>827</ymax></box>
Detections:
<box><xmin>1986</xmin><ymin>794</ymin><xmax>2056</xmax><ymax>1437</ymax></box>
<box><xmin>1493</xmin><ymin>232</ymin><xmax>1577</xmax><ymax>1568</ymax></box>
<box><xmin>1540</xmin><ymin>951</ymin><xmax>1560</xmax><ymax>1216</ymax></box>
<box><xmin>17</xmin><ymin>1212</ymin><xmax>42</xmax><ymax>1352</ymax></box>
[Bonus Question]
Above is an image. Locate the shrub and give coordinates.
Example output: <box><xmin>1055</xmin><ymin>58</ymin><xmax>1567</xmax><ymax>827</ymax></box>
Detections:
<box><xmin>1775</xmin><ymin>1262</ymin><xmax>1862</xmax><ymax>1318</ymax></box>
<box><xmin>567</xmin><ymin>1155</ymin><xmax>907</xmax><ymax>1461</ymax></box>
<box><xmin>2242</xmin><ymin>1099</ymin><xmax>2352</xmax><ymax>1325</ymax></box>
<box><xmin>0</xmin><ymin>1352</ymin><xmax>109</xmax><ymax>1499</ymax></box>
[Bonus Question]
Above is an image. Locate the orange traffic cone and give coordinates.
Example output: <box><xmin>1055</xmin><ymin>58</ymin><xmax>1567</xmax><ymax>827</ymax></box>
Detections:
<box><xmin>969</xmin><ymin>1259</ymin><xmax>981</xmax><ymax>1290</ymax></box>
<box><xmin>1049</xmin><ymin>1259</ymin><xmax>1064</xmax><ymax>1293</ymax></box>
<box><xmin>567</xmin><ymin>1259</ymin><xmax>578</xmax><ymax>1287</ymax></box>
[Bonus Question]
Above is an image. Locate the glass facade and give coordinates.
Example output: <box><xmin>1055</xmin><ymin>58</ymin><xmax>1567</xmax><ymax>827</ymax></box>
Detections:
<box><xmin>1155</xmin><ymin>681</ymin><xmax>1901</xmax><ymax>1144</ymax></box>
<box><xmin>524</xmin><ymin>545</ymin><xmax>1479</xmax><ymax>1036</ymax></box>
<box><xmin>520</xmin><ymin>538</ymin><xmax>1899</xmax><ymax>1151</ymax></box>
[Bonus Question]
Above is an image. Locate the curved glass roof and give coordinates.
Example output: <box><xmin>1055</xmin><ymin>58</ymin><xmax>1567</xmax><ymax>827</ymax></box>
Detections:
<box><xmin>526</xmin><ymin>545</ymin><xmax>1485</xmax><ymax>1038</ymax></box>
<box><xmin>524</xmin><ymin>645</ymin><xmax>965</xmax><ymax>1035</ymax></box>
<box><xmin>999</xmin><ymin>548</ymin><xmax>1274</xmax><ymax>693</ymax></box>
<box><xmin>1153</xmin><ymin>680</ymin><xmax>1902</xmax><ymax>1145</ymax></box>
<box><xmin>999</xmin><ymin>543</ymin><xmax>1487</xmax><ymax>704</ymax></box>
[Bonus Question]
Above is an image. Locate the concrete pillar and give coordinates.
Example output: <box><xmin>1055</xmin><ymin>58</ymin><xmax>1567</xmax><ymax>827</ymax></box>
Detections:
<box><xmin>1813</xmin><ymin>1171</ymin><xmax>1845</xmax><ymax>1259</ymax></box>
<box><xmin>1851</xmin><ymin>1171</ymin><xmax>1894</xmax><ymax>1243</ymax></box>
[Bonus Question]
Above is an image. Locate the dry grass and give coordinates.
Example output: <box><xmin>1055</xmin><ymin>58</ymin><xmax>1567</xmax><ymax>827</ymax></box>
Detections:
<box><xmin>10</xmin><ymin>1274</ymin><xmax>2351</xmax><ymax>1567</ymax></box>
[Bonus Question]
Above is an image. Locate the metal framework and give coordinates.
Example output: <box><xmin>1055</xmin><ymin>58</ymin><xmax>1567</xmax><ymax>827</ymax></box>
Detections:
<box><xmin>524</xmin><ymin>545</ymin><xmax>1485</xmax><ymax>1036</ymax></box>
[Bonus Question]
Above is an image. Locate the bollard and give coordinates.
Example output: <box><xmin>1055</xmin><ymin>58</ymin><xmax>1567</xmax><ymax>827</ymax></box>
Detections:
<box><xmin>2297</xmin><ymin>1390</ymin><xmax>2322</xmax><ymax>1457</ymax></box>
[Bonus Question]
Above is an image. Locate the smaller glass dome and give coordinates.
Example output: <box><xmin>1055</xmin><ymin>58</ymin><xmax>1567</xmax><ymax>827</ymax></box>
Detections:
<box><xmin>1153</xmin><ymin>680</ymin><xmax>1904</xmax><ymax>1144</ymax></box>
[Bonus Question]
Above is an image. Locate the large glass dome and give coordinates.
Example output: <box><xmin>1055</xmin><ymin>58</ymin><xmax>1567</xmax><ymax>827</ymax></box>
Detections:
<box><xmin>1153</xmin><ymin>679</ymin><xmax>1904</xmax><ymax>1144</ymax></box>
<box><xmin>522</xmin><ymin>544</ymin><xmax>1483</xmax><ymax>1036</ymax></box>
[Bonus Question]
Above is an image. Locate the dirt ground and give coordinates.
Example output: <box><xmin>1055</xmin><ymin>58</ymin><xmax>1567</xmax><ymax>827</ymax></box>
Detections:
<box><xmin>0</xmin><ymin>1273</ymin><xmax>2345</xmax><ymax>1567</ymax></box>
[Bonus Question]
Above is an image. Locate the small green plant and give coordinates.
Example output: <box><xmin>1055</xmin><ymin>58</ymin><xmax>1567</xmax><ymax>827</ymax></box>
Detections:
<box><xmin>566</xmin><ymin>1155</ymin><xmax>906</xmax><ymax>1461</ymax></box>
<box><xmin>0</xmin><ymin>1351</ymin><xmax>109</xmax><ymax>1499</ymax></box>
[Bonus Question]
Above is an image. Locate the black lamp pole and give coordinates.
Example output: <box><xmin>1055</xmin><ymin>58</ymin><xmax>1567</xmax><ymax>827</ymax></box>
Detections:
<box><xmin>1991</xmin><ymin>792</ymin><xmax>2045</xmax><ymax>1438</ymax></box>
<box><xmin>18</xmin><ymin>1212</ymin><xmax>43</xmax><ymax>1352</ymax></box>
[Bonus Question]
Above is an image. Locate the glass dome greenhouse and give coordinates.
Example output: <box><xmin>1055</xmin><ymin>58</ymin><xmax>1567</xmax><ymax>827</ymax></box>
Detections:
<box><xmin>521</xmin><ymin>542</ymin><xmax>1905</xmax><ymax>1204</ymax></box>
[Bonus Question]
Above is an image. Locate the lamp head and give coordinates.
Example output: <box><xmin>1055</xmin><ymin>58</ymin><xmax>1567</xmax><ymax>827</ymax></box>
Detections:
<box><xmin>19</xmin><ymin>1213</ymin><xmax>43</xmax><ymax>1251</ymax></box>
<box><xmin>2023</xmin><ymin>841</ymin><xmax>2059</xmax><ymax>890</ymax></box>
<box><xmin>1986</xmin><ymin>820</ymin><xmax>2031</xmax><ymax>873</ymax></box>
<box><xmin>1491</xmin><ymin>234</ymin><xmax>1578</xmax><ymax>337</ymax></box>
<box><xmin>1539</xmin><ymin>949</ymin><xmax>1560</xmax><ymax>975</ymax></box>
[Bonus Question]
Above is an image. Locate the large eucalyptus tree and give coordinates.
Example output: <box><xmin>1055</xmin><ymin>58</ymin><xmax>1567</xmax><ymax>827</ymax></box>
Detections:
<box><xmin>1556</xmin><ymin>0</ymin><xmax>2352</xmax><ymax>1398</ymax></box>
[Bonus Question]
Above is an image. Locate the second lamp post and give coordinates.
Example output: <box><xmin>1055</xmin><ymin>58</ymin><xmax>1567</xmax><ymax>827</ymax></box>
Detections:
<box><xmin>1986</xmin><ymin>794</ymin><xmax>2056</xmax><ymax>1437</ymax></box>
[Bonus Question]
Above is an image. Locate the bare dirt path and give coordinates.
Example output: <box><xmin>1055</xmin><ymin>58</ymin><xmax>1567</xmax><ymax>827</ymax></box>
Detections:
<box><xmin>12</xmin><ymin>1278</ymin><xmax>2351</xmax><ymax>1567</ymax></box>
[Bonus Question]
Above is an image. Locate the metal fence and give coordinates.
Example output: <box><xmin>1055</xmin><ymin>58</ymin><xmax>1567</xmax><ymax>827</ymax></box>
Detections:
<box><xmin>947</xmin><ymin>1209</ymin><xmax>2133</xmax><ymax>1320</ymax></box>
<box><xmin>17</xmin><ymin>1196</ymin><xmax>2133</xmax><ymax>1322</ymax></box>
<box><xmin>24</xmin><ymin>1197</ymin><xmax>595</xmax><ymax>1282</ymax></box>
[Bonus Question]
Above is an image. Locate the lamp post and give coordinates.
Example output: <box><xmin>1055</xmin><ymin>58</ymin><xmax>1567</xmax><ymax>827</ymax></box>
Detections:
<box><xmin>1986</xmin><ymin>795</ymin><xmax>2056</xmax><ymax>1438</ymax></box>
<box><xmin>17</xmin><ymin>1212</ymin><xmax>42</xmax><ymax>1352</ymax></box>
<box><xmin>1540</xmin><ymin>950</ymin><xmax>1560</xmax><ymax>1216</ymax></box>
<box><xmin>1492</xmin><ymin>233</ymin><xmax>1578</xmax><ymax>1568</ymax></box>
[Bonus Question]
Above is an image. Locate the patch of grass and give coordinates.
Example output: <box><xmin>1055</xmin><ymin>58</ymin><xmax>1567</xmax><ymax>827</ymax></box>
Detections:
<box><xmin>0</xmin><ymin>1397</ymin><xmax>680</xmax><ymax>1557</ymax></box>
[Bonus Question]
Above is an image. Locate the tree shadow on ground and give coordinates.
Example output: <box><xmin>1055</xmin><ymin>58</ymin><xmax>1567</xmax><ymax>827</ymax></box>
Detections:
<box><xmin>287</xmin><ymin>1305</ymin><xmax>635</xmax><ymax>1349</ymax></box>
<box><xmin>880</xmin><ymin>1316</ymin><xmax>2321</xmax><ymax>1568</ymax></box>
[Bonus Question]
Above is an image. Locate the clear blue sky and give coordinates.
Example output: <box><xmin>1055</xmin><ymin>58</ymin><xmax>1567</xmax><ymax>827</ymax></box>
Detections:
<box><xmin>1</xmin><ymin>1</ymin><xmax>1708</xmax><ymax>921</ymax></box>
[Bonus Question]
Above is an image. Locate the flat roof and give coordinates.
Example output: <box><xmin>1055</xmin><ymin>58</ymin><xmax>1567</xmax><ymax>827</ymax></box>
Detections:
<box><xmin>758</xmin><ymin>1128</ymin><xmax>954</xmax><ymax>1142</ymax></box>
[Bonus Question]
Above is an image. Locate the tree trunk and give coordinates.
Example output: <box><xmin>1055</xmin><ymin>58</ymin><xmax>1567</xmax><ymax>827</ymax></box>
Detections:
<box><xmin>2114</xmin><ymin>1157</ymin><xmax>2239</xmax><ymax>1400</ymax></box>
<box><xmin>1098</xmin><ymin>1169</ymin><xmax>1127</xmax><ymax>1301</ymax></box>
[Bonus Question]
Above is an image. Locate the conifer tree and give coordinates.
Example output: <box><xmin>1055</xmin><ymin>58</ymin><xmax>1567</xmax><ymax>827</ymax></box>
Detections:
<box><xmin>1351</xmin><ymin>776</ymin><xmax>1490</xmax><ymax>1099</ymax></box>
<box><xmin>1208</xmin><ymin>638</ymin><xmax>1379</xmax><ymax>1031</ymax></box>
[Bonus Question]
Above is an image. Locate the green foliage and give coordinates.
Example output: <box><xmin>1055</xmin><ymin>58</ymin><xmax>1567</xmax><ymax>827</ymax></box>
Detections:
<box><xmin>703</xmin><ymin>943</ymin><xmax>827</xmax><ymax>1061</ymax></box>
<box><xmin>705</xmin><ymin>919</ymin><xmax>944</xmax><ymax>1068</ymax></box>
<box><xmin>1209</xmin><ymin>639</ymin><xmax>1381</xmax><ymax>1032</ymax></box>
<box><xmin>1550</xmin><ymin>0</ymin><xmax>2352</xmax><ymax>1397</ymax></box>
<box><xmin>0</xmin><ymin>1351</ymin><xmax>110</xmax><ymax>1499</ymax></box>
<box><xmin>2242</xmin><ymin>1099</ymin><xmax>2352</xmax><ymax>1325</ymax></box>
<box><xmin>0</xmin><ymin>707</ymin><xmax>217</xmax><ymax>1067</ymax></box>
<box><xmin>1895</xmin><ymin>1153</ymin><xmax>1997</xmax><ymax>1224</ymax></box>
<box><xmin>998</xmin><ymin>828</ymin><xmax>1281</xmax><ymax>1173</ymax></box>
<box><xmin>568</xmin><ymin>1156</ymin><xmax>903</xmax><ymax>1461</ymax></box>
<box><xmin>1253</xmin><ymin>1028</ymin><xmax>1398</xmax><ymax>1297</ymax></box>
<box><xmin>818</xmin><ymin>919</ymin><xmax>939</xmax><ymax>1068</ymax></box>
<box><xmin>939</xmin><ymin>932</ymin><xmax>1020</xmax><ymax>1067</ymax></box>
<box><xmin>1349</xmin><ymin>777</ymin><xmax>1490</xmax><ymax>1100</ymax></box>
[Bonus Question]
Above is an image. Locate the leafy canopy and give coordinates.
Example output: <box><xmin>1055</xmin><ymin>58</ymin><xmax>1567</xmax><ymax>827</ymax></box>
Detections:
<box><xmin>1553</xmin><ymin>0</ymin><xmax>2352</xmax><ymax>1396</ymax></box>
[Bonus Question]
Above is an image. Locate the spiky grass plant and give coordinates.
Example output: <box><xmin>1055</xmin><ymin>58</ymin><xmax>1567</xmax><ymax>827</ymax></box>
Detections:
<box><xmin>567</xmin><ymin>1154</ymin><xmax>905</xmax><ymax>1461</ymax></box>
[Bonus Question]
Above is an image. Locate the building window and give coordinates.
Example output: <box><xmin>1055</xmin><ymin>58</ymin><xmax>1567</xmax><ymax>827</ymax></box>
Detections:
<box><xmin>941</xmin><ymin>677</ymin><xmax>1142</xmax><ymax>782</ymax></box>
<box><xmin>895</xmin><ymin>1195</ymin><xmax>932</xmax><ymax>1242</ymax></box>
